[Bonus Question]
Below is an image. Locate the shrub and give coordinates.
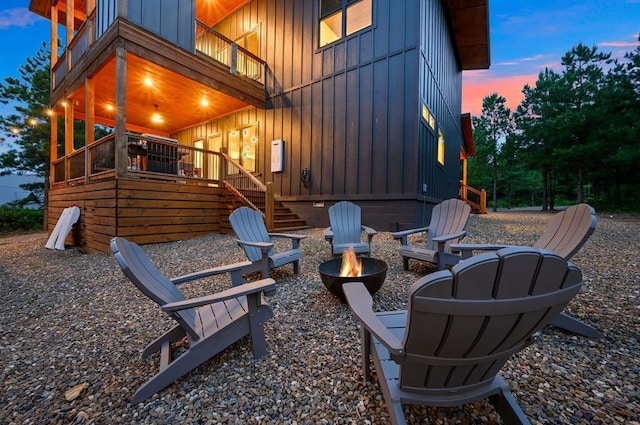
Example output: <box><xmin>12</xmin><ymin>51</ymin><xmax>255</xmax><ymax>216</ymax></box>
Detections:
<box><xmin>0</xmin><ymin>206</ymin><xmax>44</xmax><ymax>234</ymax></box>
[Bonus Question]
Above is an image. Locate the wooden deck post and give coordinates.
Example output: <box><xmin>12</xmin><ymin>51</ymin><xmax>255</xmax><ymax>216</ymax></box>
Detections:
<box><xmin>480</xmin><ymin>189</ymin><xmax>487</xmax><ymax>214</ymax></box>
<box><xmin>265</xmin><ymin>182</ymin><xmax>274</xmax><ymax>231</ymax></box>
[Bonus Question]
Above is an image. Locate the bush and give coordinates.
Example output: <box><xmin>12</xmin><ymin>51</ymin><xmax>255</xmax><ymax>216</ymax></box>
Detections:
<box><xmin>0</xmin><ymin>206</ymin><xmax>44</xmax><ymax>234</ymax></box>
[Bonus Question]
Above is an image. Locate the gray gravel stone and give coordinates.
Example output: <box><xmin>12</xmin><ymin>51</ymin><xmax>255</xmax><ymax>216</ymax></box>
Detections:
<box><xmin>1</xmin><ymin>210</ymin><xmax>638</xmax><ymax>424</ymax></box>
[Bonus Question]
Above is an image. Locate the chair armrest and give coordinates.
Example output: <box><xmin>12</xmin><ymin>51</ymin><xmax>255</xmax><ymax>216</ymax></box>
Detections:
<box><xmin>361</xmin><ymin>225</ymin><xmax>378</xmax><ymax>243</ymax></box>
<box><xmin>268</xmin><ymin>233</ymin><xmax>307</xmax><ymax>249</ymax></box>
<box><xmin>392</xmin><ymin>227</ymin><xmax>429</xmax><ymax>246</ymax></box>
<box><xmin>268</xmin><ymin>233</ymin><xmax>307</xmax><ymax>240</ymax></box>
<box><xmin>449</xmin><ymin>243</ymin><xmax>509</xmax><ymax>259</ymax></box>
<box><xmin>432</xmin><ymin>230</ymin><xmax>466</xmax><ymax>243</ymax></box>
<box><xmin>161</xmin><ymin>278</ymin><xmax>277</xmax><ymax>312</ymax></box>
<box><xmin>170</xmin><ymin>260</ymin><xmax>252</xmax><ymax>286</ymax></box>
<box><xmin>237</xmin><ymin>240</ymin><xmax>273</xmax><ymax>251</ymax></box>
<box><xmin>343</xmin><ymin>282</ymin><xmax>404</xmax><ymax>356</ymax></box>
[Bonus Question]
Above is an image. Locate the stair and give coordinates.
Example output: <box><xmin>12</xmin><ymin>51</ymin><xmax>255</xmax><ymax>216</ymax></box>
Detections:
<box><xmin>272</xmin><ymin>201</ymin><xmax>311</xmax><ymax>231</ymax></box>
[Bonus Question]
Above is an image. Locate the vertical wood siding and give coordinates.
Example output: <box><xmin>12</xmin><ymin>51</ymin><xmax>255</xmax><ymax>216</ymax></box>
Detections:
<box><xmin>127</xmin><ymin>0</ymin><xmax>195</xmax><ymax>52</ymax></box>
<box><xmin>418</xmin><ymin>0</ymin><xmax>464</xmax><ymax>201</ymax></box>
<box><xmin>172</xmin><ymin>0</ymin><xmax>462</xmax><ymax>206</ymax></box>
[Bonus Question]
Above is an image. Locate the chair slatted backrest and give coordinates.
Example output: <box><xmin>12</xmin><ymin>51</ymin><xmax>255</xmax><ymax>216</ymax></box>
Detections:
<box><xmin>329</xmin><ymin>201</ymin><xmax>362</xmax><ymax>246</ymax></box>
<box><xmin>400</xmin><ymin>247</ymin><xmax>582</xmax><ymax>391</ymax></box>
<box><xmin>229</xmin><ymin>207</ymin><xmax>274</xmax><ymax>262</ymax></box>
<box><xmin>111</xmin><ymin>237</ymin><xmax>199</xmax><ymax>338</ymax></box>
<box><xmin>533</xmin><ymin>203</ymin><xmax>596</xmax><ymax>260</ymax></box>
<box><xmin>425</xmin><ymin>199</ymin><xmax>471</xmax><ymax>252</ymax></box>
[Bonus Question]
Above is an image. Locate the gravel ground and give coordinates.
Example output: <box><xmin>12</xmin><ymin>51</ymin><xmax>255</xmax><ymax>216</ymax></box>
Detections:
<box><xmin>1</xmin><ymin>210</ymin><xmax>639</xmax><ymax>424</ymax></box>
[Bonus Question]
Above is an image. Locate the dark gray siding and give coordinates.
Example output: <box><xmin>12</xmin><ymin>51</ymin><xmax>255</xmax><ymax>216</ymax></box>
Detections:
<box><xmin>173</xmin><ymin>0</ymin><xmax>463</xmax><ymax>228</ymax></box>
<box><xmin>418</xmin><ymin>0</ymin><xmax>464</xmax><ymax>201</ymax></box>
<box><xmin>127</xmin><ymin>0</ymin><xmax>195</xmax><ymax>52</ymax></box>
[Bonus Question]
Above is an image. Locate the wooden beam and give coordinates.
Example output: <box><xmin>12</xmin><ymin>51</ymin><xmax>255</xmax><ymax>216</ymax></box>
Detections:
<box><xmin>115</xmin><ymin>46</ymin><xmax>127</xmax><ymax>178</ymax></box>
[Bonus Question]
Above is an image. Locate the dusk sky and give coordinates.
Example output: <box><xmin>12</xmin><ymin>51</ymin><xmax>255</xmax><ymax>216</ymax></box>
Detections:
<box><xmin>0</xmin><ymin>0</ymin><xmax>638</xmax><ymax>145</ymax></box>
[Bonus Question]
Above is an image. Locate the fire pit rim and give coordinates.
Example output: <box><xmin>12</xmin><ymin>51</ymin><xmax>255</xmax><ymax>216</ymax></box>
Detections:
<box><xmin>318</xmin><ymin>257</ymin><xmax>388</xmax><ymax>301</ymax></box>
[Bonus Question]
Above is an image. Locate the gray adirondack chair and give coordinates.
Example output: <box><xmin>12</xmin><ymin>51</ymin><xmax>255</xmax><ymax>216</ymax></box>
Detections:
<box><xmin>111</xmin><ymin>237</ymin><xmax>276</xmax><ymax>404</ymax></box>
<box><xmin>451</xmin><ymin>203</ymin><xmax>599</xmax><ymax>338</ymax></box>
<box><xmin>229</xmin><ymin>206</ymin><xmax>306</xmax><ymax>278</ymax></box>
<box><xmin>324</xmin><ymin>201</ymin><xmax>377</xmax><ymax>255</ymax></box>
<box><xmin>343</xmin><ymin>247</ymin><xmax>584</xmax><ymax>425</ymax></box>
<box><xmin>392</xmin><ymin>198</ymin><xmax>471</xmax><ymax>270</ymax></box>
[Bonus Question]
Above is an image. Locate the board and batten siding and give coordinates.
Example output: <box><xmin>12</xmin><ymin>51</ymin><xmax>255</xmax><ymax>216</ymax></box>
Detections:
<box><xmin>172</xmin><ymin>0</ymin><xmax>464</xmax><ymax>207</ymax></box>
<box><xmin>176</xmin><ymin>0</ymin><xmax>423</xmax><ymax>200</ymax></box>
<box><xmin>126</xmin><ymin>0</ymin><xmax>195</xmax><ymax>52</ymax></box>
<box><xmin>418</xmin><ymin>0</ymin><xmax>464</xmax><ymax>201</ymax></box>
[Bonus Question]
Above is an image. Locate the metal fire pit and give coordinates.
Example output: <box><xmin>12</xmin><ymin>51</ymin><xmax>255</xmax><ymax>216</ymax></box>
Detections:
<box><xmin>318</xmin><ymin>257</ymin><xmax>388</xmax><ymax>301</ymax></box>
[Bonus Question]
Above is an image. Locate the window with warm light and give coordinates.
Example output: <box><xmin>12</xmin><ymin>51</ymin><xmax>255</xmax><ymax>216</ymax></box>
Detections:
<box><xmin>319</xmin><ymin>0</ymin><xmax>372</xmax><ymax>47</ymax></box>
<box><xmin>437</xmin><ymin>129</ymin><xmax>445</xmax><ymax>166</ymax></box>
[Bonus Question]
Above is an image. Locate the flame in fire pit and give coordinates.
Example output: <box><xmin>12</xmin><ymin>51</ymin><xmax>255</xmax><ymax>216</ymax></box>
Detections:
<box><xmin>339</xmin><ymin>248</ymin><xmax>362</xmax><ymax>277</ymax></box>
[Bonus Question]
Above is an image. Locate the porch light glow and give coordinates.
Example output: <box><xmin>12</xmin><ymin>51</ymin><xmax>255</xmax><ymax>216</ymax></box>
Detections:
<box><xmin>106</xmin><ymin>104</ymin><xmax>114</xmax><ymax>111</ymax></box>
<box><xmin>151</xmin><ymin>104</ymin><xmax>163</xmax><ymax>123</ymax></box>
<box><xmin>46</xmin><ymin>109</ymin><xmax>54</xmax><ymax>116</ymax></box>
<box><xmin>10</xmin><ymin>127</ymin><xmax>20</xmax><ymax>134</ymax></box>
<box><xmin>144</xmin><ymin>77</ymin><xmax>153</xmax><ymax>87</ymax></box>
<box><xmin>28</xmin><ymin>118</ymin><xmax>38</xmax><ymax>126</ymax></box>
<box><xmin>201</xmin><ymin>98</ymin><xmax>209</xmax><ymax>107</ymax></box>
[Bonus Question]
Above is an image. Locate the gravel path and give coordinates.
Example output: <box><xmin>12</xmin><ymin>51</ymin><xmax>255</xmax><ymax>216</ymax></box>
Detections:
<box><xmin>1</xmin><ymin>210</ymin><xmax>638</xmax><ymax>424</ymax></box>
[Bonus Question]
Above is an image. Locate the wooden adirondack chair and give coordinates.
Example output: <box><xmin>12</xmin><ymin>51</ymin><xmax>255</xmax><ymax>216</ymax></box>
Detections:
<box><xmin>392</xmin><ymin>198</ymin><xmax>471</xmax><ymax>270</ymax></box>
<box><xmin>450</xmin><ymin>203</ymin><xmax>599</xmax><ymax>338</ymax></box>
<box><xmin>111</xmin><ymin>237</ymin><xmax>276</xmax><ymax>404</ymax></box>
<box><xmin>229</xmin><ymin>207</ymin><xmax>306</xmax><ymax>278</ymax></box>
<box><xmin>324</xmin><ymin>201</ymin><xmax>378</xmax><ymax>255</ymax></box>
<box><xmin>343</xmin><ymin>247</ymin><xmax>584</xmax><ymax>425</ymax></box>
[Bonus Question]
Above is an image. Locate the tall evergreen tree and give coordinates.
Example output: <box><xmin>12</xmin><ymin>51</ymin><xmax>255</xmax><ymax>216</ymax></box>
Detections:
<box><xmin>0</xmin><ymin>42</ymin><xmax>51</xmax><ymax>204</ymax></box>
<box><xmin>476</xmin><ymin>94</ymin><xmax>513</xmax><ymax>211</ymax></box>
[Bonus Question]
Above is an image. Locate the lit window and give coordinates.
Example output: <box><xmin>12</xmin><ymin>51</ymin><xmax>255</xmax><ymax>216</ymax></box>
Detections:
<box><xmin>319</xmin><ymin>0</ymin><xmax>372</xmax><ymax>47</ymax></box>
<box><xmin>437</xmin><ymin>130</ymin><xmax>445</xmax><ymax>166</ymax></box>
<box><xmin>422</xmin><ymin>104</ymin><xmax>435</xmax><ymax>130</ymax></box>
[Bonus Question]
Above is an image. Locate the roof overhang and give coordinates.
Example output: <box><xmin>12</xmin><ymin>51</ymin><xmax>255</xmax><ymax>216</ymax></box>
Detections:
<box><xmin>444</xmin><ymin>0</ymin><xmax>491</xmax><ymax>70</ymax></box>
<box><xmin>461</xmin><ymin>113</ymin><xmax>475</xmax><ymax>157</ymax></box>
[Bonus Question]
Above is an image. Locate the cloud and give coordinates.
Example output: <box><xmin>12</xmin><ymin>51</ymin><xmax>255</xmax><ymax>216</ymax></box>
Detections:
<box><xmin>0</xmin><ymin>8</ymin><xmax>39</xmax><ymax>30</ymax></box>
<box><xmin>462</xmin><ymin>73</ymin><xmax>540</xmax><ymax>117</ymax></box>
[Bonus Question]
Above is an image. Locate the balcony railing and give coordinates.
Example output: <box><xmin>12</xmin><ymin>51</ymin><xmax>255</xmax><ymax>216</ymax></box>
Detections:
<box><xmin>195</xmin><ymin>20</ymin><xmax>265</xmax><ymax>83</ymax></box>
<box><xmin>52</xmin><ymin>133</ymin><xmax>223</xmax><ymax>184</ymax></box>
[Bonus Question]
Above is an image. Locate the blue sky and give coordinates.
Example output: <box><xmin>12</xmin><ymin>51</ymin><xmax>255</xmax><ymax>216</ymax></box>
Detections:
<box><xmin>0</xmin><ymin>0</ymin><xmax>638</xmax><ymax>152</ymax></box>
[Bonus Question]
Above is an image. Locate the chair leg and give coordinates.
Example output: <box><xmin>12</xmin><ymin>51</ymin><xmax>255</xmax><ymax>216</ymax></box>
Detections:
<box><xmin>550</xmin><ymin>312</ymin><xmax>602</xmax><ymax>338</ymax></box>
<box><xmin>402</xmin><ymin>257</ymin><xmax>410</xmax><ymax>271</ymax></box>
<box><xmin>293</xmin><ymin>260</ymin><xmax>300</xmax><ymax>275</ymax></box>
<box><xmin>489</xmin><ymin>390</ymin><xmax>532</xmax><ymax>425</ymax></box>
<box><xmin>246</xmin><ymin>293</ymin><xmax>268</xmax><ymax>359</ymax></box>
<box><xmin>132</xmin><ymin>339</ymin><xmax>220</xmax><ymax>404</ymax></box>
<box><xmin>361</xmin><ymin>327</ymin><xmax>372</xmax><ymax>381</ymax></box>
<box><xmin>141</xmin><ymin>325</ymin><xmax>186</xmax><ymax>358</ymax></box>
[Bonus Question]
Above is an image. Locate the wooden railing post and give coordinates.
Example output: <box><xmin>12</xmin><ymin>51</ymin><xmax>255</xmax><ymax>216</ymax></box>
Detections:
<box><xmin>265</xmin><ymin>182</ymin><xmax>274</xmax><ymax>231</ymax></box>
<box><xmin>480</xmin><ymin>189</ymin><xmax>487</xmax><ymax>214</ymax></box>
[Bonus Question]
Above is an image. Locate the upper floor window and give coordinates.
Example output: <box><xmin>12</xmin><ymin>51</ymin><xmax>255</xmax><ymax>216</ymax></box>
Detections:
<box><xmin>319</xmin><ymin>0</ymin><xmax>372</xmax><ymax>47</ymax></box>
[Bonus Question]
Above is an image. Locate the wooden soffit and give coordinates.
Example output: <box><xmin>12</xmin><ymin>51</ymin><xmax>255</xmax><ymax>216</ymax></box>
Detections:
<box><xmin>445</xmin><ymin>0</ymin><xmax>491</xmax><ymax>70</ymax></box>
<box><xmin>461</xmin><ymin>113</ymin><xmax>475</xmax><ymax>157</ymax></box>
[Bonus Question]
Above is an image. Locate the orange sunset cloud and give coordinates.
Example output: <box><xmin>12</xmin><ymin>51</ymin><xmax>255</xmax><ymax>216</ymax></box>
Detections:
<box><xmin>462</xmin><ymin>72</ymin><xmax>540</xmax><ymax>117</ymax></box>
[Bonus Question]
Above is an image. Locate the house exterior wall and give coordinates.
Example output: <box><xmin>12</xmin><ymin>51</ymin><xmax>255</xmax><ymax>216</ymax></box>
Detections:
<box><xmin>172</xmin><ymin>0</ymin><xmax>465</xmax><ymax>229</ymax></box>
<box><xmin>126</xmin><ymin>0</ymin><xmax>196</xmax><ymax>51</ymax></box>
<box><xmin>418</xmin><ymin>0</ymin><xmax>464</xmax><ymax>201</ymax></box>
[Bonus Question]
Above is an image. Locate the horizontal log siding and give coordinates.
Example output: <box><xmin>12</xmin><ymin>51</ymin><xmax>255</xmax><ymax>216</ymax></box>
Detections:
<box><xmin>47</xmin><ymin>179</ymin><xmax>227</xmax><ymax>253</ymax></box>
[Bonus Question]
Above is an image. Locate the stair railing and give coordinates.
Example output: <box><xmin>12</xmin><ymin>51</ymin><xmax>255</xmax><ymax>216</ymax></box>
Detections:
<box><xmin>460</xmin><ymin>182</ymin><xmax>487</xmax><ymax>214</ymax></box>
<box><xmin>220</xmin><ymin>152</ymin><xmax>274</xmax><ymax>229</ymax></box>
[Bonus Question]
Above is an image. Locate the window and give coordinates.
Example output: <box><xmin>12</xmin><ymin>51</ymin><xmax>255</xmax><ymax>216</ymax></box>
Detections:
<box><xmin>228</xmin><ymin>124</ymin><xmax>258</xmax><ymax>172</ymax></box>
<box><xmin>319</xmin><ymin>0</ymin><xmax>372</xmax><ymax>47</ymax></box>
<box><xmin>422</xmin><ymin>104</ymin><xmax>435</xmax><ymax>131</ymax></box>
<box><xmin>437</xmin><ymin>129</ymin><xmax>445</xmax><ymax>166</ymax></box>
